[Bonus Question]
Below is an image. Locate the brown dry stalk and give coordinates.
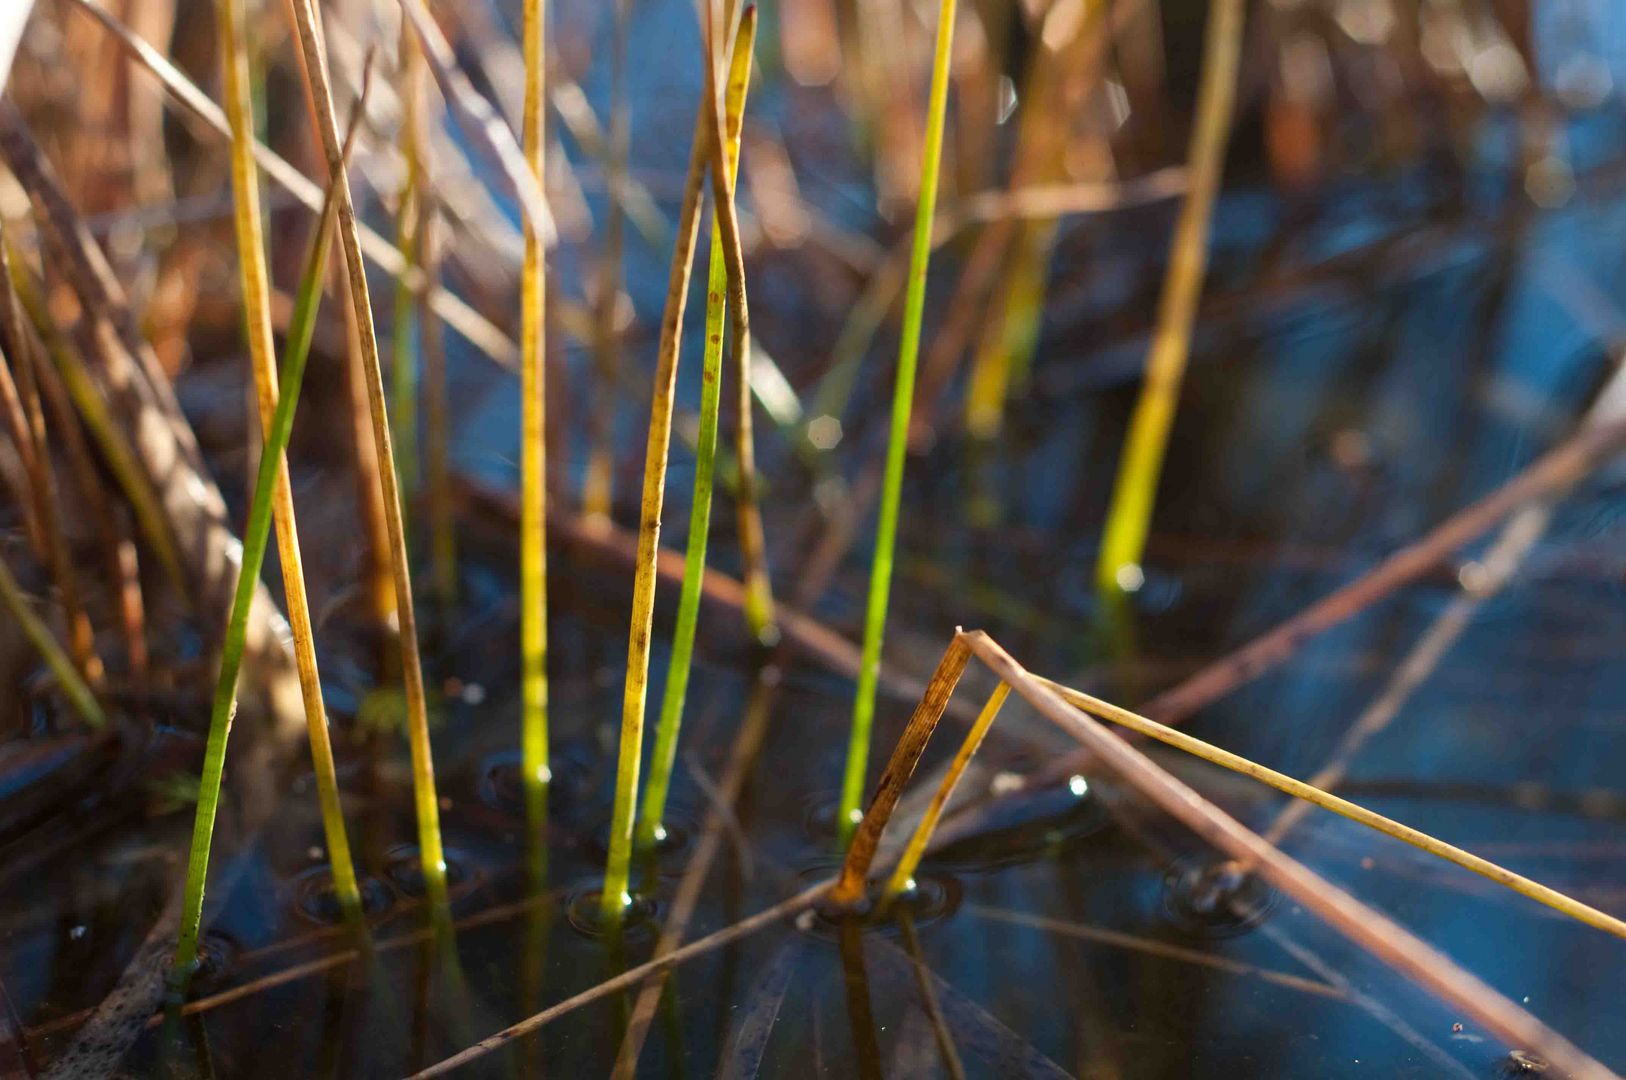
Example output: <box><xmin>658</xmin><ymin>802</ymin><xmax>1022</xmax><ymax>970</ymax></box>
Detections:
<box><xmin>600</xmin><ymin>62</ymin><xmax>716</xmax><ymax>916</ymax></box>
<box><xmin>1262</xmin><ymin>501</ymin><xmax>1552</xmax><ymax>848</ymax></box>
<box><xmin>0</xmin><ymin>104</ymin><xmax>302</xmax><ymax>734</ymax></box>
<box><xmin>880</xmin><ymin>682</ymin><xmax>1008</xmax><ymax>902</ymax></box>
<box><xmin>410</xmin><ymin>882</ymin><xmax>832</xmax><ymax>1078</ymax></box>
<box><xmin>831</xmin><ymin>635</ymin><xmax>972</xmax><ymax>905</ymax></box>
<box><xmin>612</xmin><ymin>660</ymin><xmax>783</xmax><ymax>1077</ymax></box>
<box><xmin>965</xmin><ymin>904</ymin><xmax>1345</xmax><ymax>1001</ymax></box>
<box><xmin>0</xmin><ymin>273</ymin><xmax>97</xmax><ymax>685</ymax></box>
<box><xmin>702</xmin><ymin>2</ymin><xmax>777</xmax><ymax>645</ymax></box>
<box><xmin>1006</xmin><ymin>415</ymin><xmax>1626</xmax><ymax>778</ymax></box>
<box><xmin>964</xmin><ymin>630</ymin><xmax>1617</xmax><ymax>1080</ymax></box>
<box><xmin>29</xmin><ymin>336</ymin><xmax>147</xmax><ymax>677</ymax></box>
<box><xmin>0</xmin><ymin>342</ymin><xmax>44</xmax><ymax>552</ymax></box>
<box><xmin>64</xmin><ymin>0</ymin><xmax>520</xmax><ymax>371</ymax></box>
<box><xmin>339</xmin><ymin>277</ymin><xmax>396</xmax><ymax>630</ymax></box>
<box><xmin>1038</xmin><ymin>673</ymin><xmax>1626</xmax><ymax>940</ymax></box>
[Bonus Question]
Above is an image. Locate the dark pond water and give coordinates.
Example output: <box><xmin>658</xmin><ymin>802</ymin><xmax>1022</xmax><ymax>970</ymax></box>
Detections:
<box><xmin>6</xmin><ymin>1</ymin><xmax>1626</xmax><ymax>1077</ymax></box>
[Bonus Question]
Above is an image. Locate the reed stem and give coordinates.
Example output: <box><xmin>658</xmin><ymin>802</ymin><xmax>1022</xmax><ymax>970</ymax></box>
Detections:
<box><xmin>880</xmin><ymin>682</ymin><xmax>1007</xmax><ymax>903</ymax></box>
<box><xmin>838</xmin><ymin>0</ymin><xmax>958</xmax><ymax>847</ymax></box>
<box><xmin>1036</xmin><ymin>674</ymin><xmax>1626</xmax><ymax>942</ymax></box>
<box><xmin>173</xmin><ymin>115</ymin><xmax>357</xmax><ymax>982</ymax></box>
<box><xmin>520</xmin><ymin>0</ymin><xmax>552</xmax><ymax>806</ymax></box>
<box><xmin>1094</xmin><ymin>0</ymin><xmax>1243</xmax><ymax>596</ymax></box>
<box><xmin>634</xmin><ymin>8</ymin><xmax>756</xmax><ymax>856</ymax></box>
<box><xmin>289</xmin><ymin>0</ymin><xmax>448</xmax><ymax>909</ymax></box>
<box><xmin>600</xmin><ymin>38</ymin><xmax>717</xmax><ymax>926</ymax></box>
<box><xmin>216</xmin><ymin>0</ymin><xmax>361</xmax><ymax>923</ymax></box>
<box><xmin>709</xmin><ymin>21</ymin><xmax>776</xmax><ymax>649</ymax></box>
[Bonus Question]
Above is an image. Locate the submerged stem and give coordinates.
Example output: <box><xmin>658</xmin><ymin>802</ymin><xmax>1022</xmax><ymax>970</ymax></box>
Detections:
<box><xmin>839</xmin><ymin>0</ymin><xmax>958</xmax><ymax>847</ymax></box>
<box><xmin>635</xmin><ymin>7</ymin><xmax>757</xmax><ymax>856</ymax></box>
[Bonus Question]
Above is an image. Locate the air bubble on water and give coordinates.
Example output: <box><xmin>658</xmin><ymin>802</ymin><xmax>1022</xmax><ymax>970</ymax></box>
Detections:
<box><xmin>1114</xmin><ymin>563</ymin><xmax>1146</xmax><ymax>593</ymax></box>
<box><xmin>990</xmin><ymin>771</ymin><xmax>1025</xmax><ymax>796</ymax></box>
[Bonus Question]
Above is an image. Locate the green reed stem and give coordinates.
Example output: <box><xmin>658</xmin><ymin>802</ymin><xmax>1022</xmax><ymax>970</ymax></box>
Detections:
<box><xmin>520</xmin><ymin>0</ymin><xmax>552</xmax><ymax>811</ymax></box>
<box><xmin>1094</xmin><ymin>0</ymin><xmax>1243</xmax><ymax>597</ymax></box>
<box><xmin>0</xmin><ymin>551</ymin><xmax>103</xmax><ymax>728</ymax></box>
<box><xmin>838</xmin><ymin>0</ymin><xmax>958</xmax><ymax>847</ymax></box>
<box><xmin>172</xmin><ymin>116</ymin><xmax>357</xmax><ymax>984</ymax></box>
<box><xmin>634</xmin><ymin>7</ymin><xmax>756</xmax><ymax>857</ymax></box>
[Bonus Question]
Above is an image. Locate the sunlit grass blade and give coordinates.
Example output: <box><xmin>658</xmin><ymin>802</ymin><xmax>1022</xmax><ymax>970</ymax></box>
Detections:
<box><xmin>217</xmin><ymin>0</ymin><xmax>362</xmax><ymax>924</ymax></box>
<box><xmin>634</xmin><ymin>6</ymin><xmax>757</xmax><ymax>857</ymax></box>
<box><xmin>0</xmin><ymin>549</ymin><xmax>103</xmax><ymax>728</ymax></box>
<box><xmin>1093</xmin><ymin>0</ymin><xmax>1244</xmax><ymax>597</ymax></box>
<box><xmin>520</xmin><ymin>0</ymin><xmax>551</xmax><ymax>811</ymax></box>
<box><xmin>838</xmin><ymin>0</ymin><xmax>959</xmax><ymax>847</ymax></box>
<box><xmin>289</xmin><ymin>0</ymin><xmax>448</xmax><ymax>910</ymax></box>
<box><xmin>172</xmin><ymin>105</ymin><xmax>362</xmax><ymax>985</ymax></box>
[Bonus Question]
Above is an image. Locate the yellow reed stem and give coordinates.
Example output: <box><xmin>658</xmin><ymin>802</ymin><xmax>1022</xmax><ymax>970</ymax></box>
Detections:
<box><xmin>218</xmin><ymin>0</ymin><xmax>360</xmax><ymax>919</ymax></box>
<box><xmin>520</xmin><ymin>0</ymin><xmax>552</xmax><ymax>802</ymax></box>
<box><xmin>881</xmin><ymin>682</ymin><xmax>1008</xmax><ymax>902</ymax></box>
<box><xmin>286</xmin><ymin>0</ymin><xmax>447</xmax><ymax>908</ymax></box>
<box><xmin>1095</xmin><ymin>0</ymin><xmax>1244</xmax><ymax>595</ymax></box>
<box><xmin>600</xmin><ymin>14</ymin><xmax>722</xmax><ymax>922</ymax></box>
<box><xmin>1038</xmin><ymin>675</ymin><xmax>1626</xmax><ymax>942</ymax></box>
